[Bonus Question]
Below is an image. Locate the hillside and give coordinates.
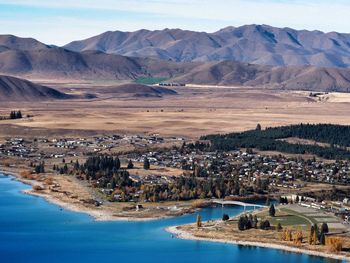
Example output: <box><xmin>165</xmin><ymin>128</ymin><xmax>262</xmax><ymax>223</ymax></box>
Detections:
<box><xmin>0</xmin><ymin>75</ymin><xmax>73</xmax><ymax>101</ymax></box>
<box><xmin>0</xmin><ymin>34</ymin><xmax>49</xmax><ymax>51</ymax></box>
<box><xmin>171</xmin><ymin>61</ymin><xmax>350</xmax><ymax>92</ymax></box>
<box><xmin>0</xmin><ymin>43</ymin><xmax>194</xmax><ymax>80</ymax></box>
<box><xmin>1</xmin><ymin>35</ymin><xmax>350</xmax><ymax>92</ymax></box>
<box><xmin>64</xmin><ymin>25</ymin><xmax>350</xmax><ymax>68</ymax></box>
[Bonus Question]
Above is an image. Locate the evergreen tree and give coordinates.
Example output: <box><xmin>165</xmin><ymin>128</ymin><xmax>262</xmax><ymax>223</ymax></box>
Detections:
<box><xmin>308</xmin><ymin>225</ymin><xmax>314</xmax><ymax>245</ymax></box>
<box><xmin>143</xmin><ymin>158</ymin><xmax>150</xmax><ymax>170</ymax></box>
<box><xmin>222</xmin><ymin>214</ymin><xmax>229</xmax><ymax>221</ymax></box>
<box><xmin>319</xmin><ymin>231</ymin><xmax>326</xmax><ymax>245</ymax></box>
<box><xmin>238</xmin><ymin>216</ymin><xmax>246</xmax><ymax>231</ymax></box>
<box><xmin>74</xmin><ymin>160</ymin><xmax>80</xmax><ymax>170</ymax></box>
<box><xmin>321</xmin><ymin>223</ymin><xmax>329</xmax><ymax>234</ymax></box>
<box><xmin>115</xmin><ymin>157</ymin><xmax>121</xmax><ymax>170</ymax></box>
<box><xmin>127</xmin><ymin>159</ymin><xmax>134</xmax><ymax>169</ymax></box>
<box><xmin>269</xmin><ymin>204</ymin><xmax>276</xmax><ymax>217</ymax></box>
<box><xmin>253</xmin><ymin>215</ymin><xmax>258</xmax><ymax>228</ymax></box>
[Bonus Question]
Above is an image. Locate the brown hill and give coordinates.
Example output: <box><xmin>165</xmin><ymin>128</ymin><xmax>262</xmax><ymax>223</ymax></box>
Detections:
<box><xmin>100</xmin><ymin>83</ymin><xmax>177</xmax><ymax>97</ymax></box>
<box><xmin>0</xmin><ymin>75</ymin><xmax>73</xmax><ymax>101</ymax></box>
<box><xmin>171</xmin><ymin>60</ymin><xmax>350</xmax><ymax>92</ymax></box>
<box><xmin>0</xmin><ymin>47</ymin><xmax>194</xmax><ymax>80</ymax></box>
<box><xmin>1</xmin><ymin>35</ymin><xmax>350</xmax><ymax>92</ymax></box>
<box><xmin>64</xmin><ymin>25</ymin><xmax>350</xmax><ymax>68</ymax></box>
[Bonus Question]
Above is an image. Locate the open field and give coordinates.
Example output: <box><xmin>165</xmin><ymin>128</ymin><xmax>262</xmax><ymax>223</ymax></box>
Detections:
<box><xmin>1</xmin><ymin>83</ymin><xmax>350</xmax><ymax>139</ymax></box>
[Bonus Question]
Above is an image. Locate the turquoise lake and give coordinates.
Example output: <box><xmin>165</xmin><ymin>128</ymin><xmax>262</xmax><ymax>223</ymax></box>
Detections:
<box><xmin>0</xmin><ymin>173</ymin><xmax>342</xmax><ymax>263</ymax></box>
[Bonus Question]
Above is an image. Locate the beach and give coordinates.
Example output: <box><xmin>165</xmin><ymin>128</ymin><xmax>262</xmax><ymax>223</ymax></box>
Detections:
<box><xmin>166</xmin><ymin>225</ymin><xmax>350</xmax><ymax>262</ymax></box>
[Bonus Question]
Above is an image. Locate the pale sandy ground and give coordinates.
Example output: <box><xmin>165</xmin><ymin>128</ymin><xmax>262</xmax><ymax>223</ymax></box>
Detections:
<box><xmin>165</xmin><ymin>226</ymin><xmax>350</xmax><ymax>262</ymax></box>
<box><xmin>1</xmin><ymin>85</ymin><xmax>350</xmax><ymax>139</ymax></box>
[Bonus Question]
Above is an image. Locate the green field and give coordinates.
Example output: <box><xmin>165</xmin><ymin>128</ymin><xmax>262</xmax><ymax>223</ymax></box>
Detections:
<box><xmin>257</xmin><ymin>207</ymin><xmax>316</xmax><ymax>229</ymax></box>
<box><xmin>135</xmin><ymin>77</ymin><xmax>168</xmax><ymax>85</ymax></box>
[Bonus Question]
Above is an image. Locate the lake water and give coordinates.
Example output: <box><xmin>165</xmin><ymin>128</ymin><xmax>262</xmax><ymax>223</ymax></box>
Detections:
<box><xmin>0</xmin><ymin>173</ymin><xmax>342</xmax><ymax>263</ymax></box>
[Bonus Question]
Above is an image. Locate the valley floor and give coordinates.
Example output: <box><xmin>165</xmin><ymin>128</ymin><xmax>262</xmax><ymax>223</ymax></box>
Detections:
<box><xmin>1</xmin><ymin>83</ymin><xmax>350</xmax><ymax>139</ymax></box>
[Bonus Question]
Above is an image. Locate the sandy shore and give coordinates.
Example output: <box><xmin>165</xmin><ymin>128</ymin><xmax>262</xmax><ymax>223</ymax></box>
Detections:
<box><xmin>0</xmin><ymin>170</ymin><xmax>174</xmax><ymax>222</ymax></box>
<box><xmin>166</xmin><ymin>226</ymin><xmax>350</xmax><ymax>261</ymax></box>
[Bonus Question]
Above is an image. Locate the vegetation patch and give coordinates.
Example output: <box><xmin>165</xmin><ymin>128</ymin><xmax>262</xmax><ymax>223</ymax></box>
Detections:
<box><xmin>201</xmin><ymin>124</ymin><xmax>350</xmax><ymax>159</ymax></box>
<box><xmin>135</xmin><ymin>77</ymin><xmax>168</xmax><ymax>85</ymax></box>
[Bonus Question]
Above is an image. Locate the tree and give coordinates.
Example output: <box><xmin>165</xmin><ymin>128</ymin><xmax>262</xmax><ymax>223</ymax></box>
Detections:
<box><xmin>196</xmin><ymin>214</ymin><xmax>202</xmax><ymax>228</ymax></box>
<box><xmin>253</xmin><ymin>215</ymin><xmax>258</xmax><ymax>228</ymax></box>
<box><xmin>143</xmin><ymin>158</ymin><xmax>150</xmax><ymax>170</ymax></box>
<box><xmin>312</xmin><ymin>224</ymin><xmax>319</xmax><ymax>245</ymax></box>
<box><xmin>74</xmin><ymin>160</ymin><xmax>80</xmax><ymax>170</ymax></box>
<box><xmin>256</xmin><ymin>123</ymin><xmax>262</xmax><ymax>131</ymax></box>
<box><xmin>277</xmin><ymin>222</ymin><xmax>283</xmax><ymax>232</ymax></box>
<box><xmin>127</xmin><ymin>159</ymin><xmax>134</xmax><ymax>169</ymax></box>
<box><xmin>260</xmin><ymin>220</ymin><xmax>270</xmax><ymax>230</ymax></box>
<box><xmin>321</xmin><ymin>223</ymin><xmax>329</xmax><ymax>234</ymax></box>
<box><xmin>295</xmin><ymin>195</ymin><xmax>300</xmax><ymax>203</ymax></box>
<box><xmin>115</xmin><ymin>157</ymin><xmax>121</xmax><ymax>170</ymax></box>
<box><xmin>269</xmin><ymin>204</ymin><xmax>276</xmax><ymax>217</ymax></box>
<box><xmin>308</xmin><ymin>225</ymin><xmax>314</xmax><ymax>245</ymax></box>
<box><xmin>238</xmin><ymin>216</ymin><xmax>246</xmax><ymax>231</ymax></box>
<box><xmin>319</xmin><ymin>231</ymin><xmax>326</xmax><ymax>245</ymax></box>
<box><xmin>293</xmin><ymin>229</ymin><xmax>303</xmax><ymax>246</ymax></box>
<box><xmin>34</xmin><ymin>162</ymin><xmax>45</xmax><ymax>174</ymax></box>
<box><xmin>325</xmin><ymin>237</ymin><xmax>343</xmax><ymax>252</ymax></box>
<box><xmin>222</xmin><ymin>214</ymin><xmax>229</xmax><ymax>221</ymax></box>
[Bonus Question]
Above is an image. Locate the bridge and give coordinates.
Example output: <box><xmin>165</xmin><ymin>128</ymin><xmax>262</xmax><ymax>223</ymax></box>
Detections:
<box><xmin>211</xmin><ymin>199</ymin><xmax>266</xmax><ymax>210</ymax></box>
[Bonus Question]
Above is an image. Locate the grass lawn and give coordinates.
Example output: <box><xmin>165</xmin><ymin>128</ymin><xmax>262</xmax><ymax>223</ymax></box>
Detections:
<box><xmin>256</xmin><ymin>207</ymin><xmax>316</xmax><ymax>229</ymax></box>
<box><xmin>135</xmin><ymin>77</ymin><xmax>168</xmax><ymax>85</ymax></box>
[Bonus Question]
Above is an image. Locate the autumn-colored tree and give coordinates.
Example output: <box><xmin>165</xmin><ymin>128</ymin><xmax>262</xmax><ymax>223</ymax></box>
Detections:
<box><xmin>280</xmin><ymin>228</ymin><xmax>292</xmax><ymax>241</ymax></box>
<box><xmin>196</xmin><ymin>214</ymin><xmax>202</xmax><ymax>228</ymax></box>
<box><xmin>325</xmin><ymin>237</ymin><xmax>343</xmax><ymax>252</ymax></box>
<box><xmin>293</xmin><ymin>229</ymin><xmax>303</xmax><ymax>246</ymax></box>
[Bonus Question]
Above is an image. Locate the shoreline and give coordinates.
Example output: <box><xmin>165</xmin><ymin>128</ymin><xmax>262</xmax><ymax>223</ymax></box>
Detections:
<box><xmin>165</xmin><ymin>226</ymin><xmax>350</xmax><ymax>262</ymax></box>
<box><xmin>0</xmin><ymin>170</ymin><xmax>177</xmax><ymax>222</ymax></box>
<box><xmin>2</xmin><ymin>169</ymin><xmax>349</xmax><ymax>261</ymax></box>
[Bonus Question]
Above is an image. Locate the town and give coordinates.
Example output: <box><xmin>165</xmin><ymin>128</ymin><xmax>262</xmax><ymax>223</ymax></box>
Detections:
<box><xmin>2</xmin><ymin>126</ymin><xmax>350</xmax><ymax>224</ymax></box>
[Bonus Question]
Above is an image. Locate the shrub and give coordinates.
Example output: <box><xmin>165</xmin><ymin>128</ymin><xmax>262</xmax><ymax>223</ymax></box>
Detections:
<box><xmin>222</xmin><ymin>214</ymin><xmax>229</xmax><ymax>221</ymax></box>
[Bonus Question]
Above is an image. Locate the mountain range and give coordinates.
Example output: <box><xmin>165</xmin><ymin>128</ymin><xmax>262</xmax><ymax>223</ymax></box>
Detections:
<box><xmin>2</xmin><ymin>25</ymin><xmax>350</xmax><ymax>93</ymax></box>
<box><xmin>64</xmin><ymin>25</ymin><xmax>350</xmax><ymax>68</ymax></box>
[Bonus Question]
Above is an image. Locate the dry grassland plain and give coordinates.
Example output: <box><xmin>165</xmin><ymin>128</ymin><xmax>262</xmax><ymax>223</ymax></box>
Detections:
<box><xmin>1</xmin><ymin>81</ymin><xmax>350</xmax><ymax>139</ymax></box>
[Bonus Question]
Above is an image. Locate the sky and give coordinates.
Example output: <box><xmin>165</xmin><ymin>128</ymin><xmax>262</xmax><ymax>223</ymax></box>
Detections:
<box><xmin>0</xmin><ymin>0</ymin><xmax>349</xmax><ymax>46</ymax></box>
